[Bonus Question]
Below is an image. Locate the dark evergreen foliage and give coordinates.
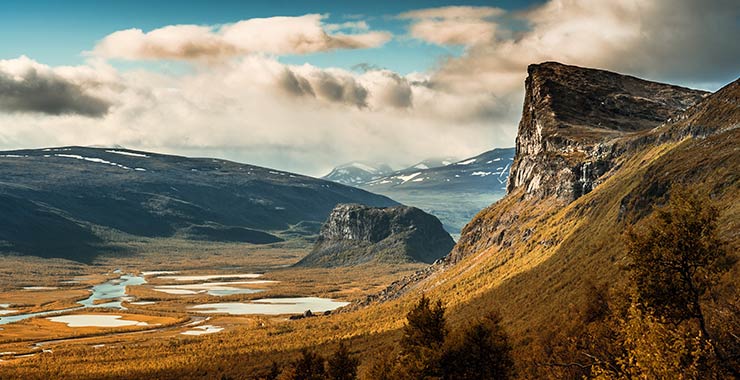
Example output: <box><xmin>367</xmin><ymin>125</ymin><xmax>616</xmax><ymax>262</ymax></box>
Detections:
<box><xmin>326</xmin><ymin>342</ymin><xmax>359</xmax><ymax>380</ymax></box>
<box><xmin>441</xmin><ymin>313</ymin><xmax>515</xmax><ymax>380</ymax></box>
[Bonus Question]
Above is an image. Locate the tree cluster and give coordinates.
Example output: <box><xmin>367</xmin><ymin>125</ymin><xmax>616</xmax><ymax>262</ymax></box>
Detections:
<box><xmin>259</xmin><ymin>342</ymin><xmax>359</xmax><ymax>380</ymax></box>
<box><xmin>367</xmin><ymin>295</ymin><xmax>515</xmax><ymax>380</ymax></box>
<box><xmin>536</xmin><ymin>188</ymin><xmax>738</xmax><ymax>379</ymax></box>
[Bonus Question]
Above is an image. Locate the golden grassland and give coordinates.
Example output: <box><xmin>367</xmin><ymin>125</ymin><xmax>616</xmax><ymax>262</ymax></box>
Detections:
<box><xmin>0</xmin><ymin>239</ymin><xmax>427</xmax><ymax>379</ymax></box>
<box><xmin>0</xmin><ymin>131</ymin><xmax>737</xmax><ymax>379</ymax></box>
<box><xmin>0</xmin><ymin>312</ymin><xmax>184</xmax><ymax>345</ymax></box>
<box><xmin>0</xmin><ymin>289</ymin><xmax>91</xmax><ymax>313</ymax></box>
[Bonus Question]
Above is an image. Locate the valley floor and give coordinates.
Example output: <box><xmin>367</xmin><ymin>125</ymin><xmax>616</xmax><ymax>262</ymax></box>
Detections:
<box><xmin>0</xmin><ymin>240</ymin><xmax>425</xmax><ymax>379</ymax></box>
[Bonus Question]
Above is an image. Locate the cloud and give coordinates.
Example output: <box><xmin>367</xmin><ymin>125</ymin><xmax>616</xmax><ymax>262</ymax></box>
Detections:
<box><xmin>428</xmin><ymin>0</ymin><xmax>740</xmax><ymax>95</ymax></box>
<box><xmin>0</xmin><ymin>53</ymin><xmax>510</xmax><ymax>175</ymax></box>
<box><xmin>400</xmin><ymin>6</ymin><xmax>504</xmax><ymax>20</ymax></box>
<box><xmin>285</xmin><ymin>66</ymin><xmax>369</xmax><ymax>107</ymax></box>
<box><xmin>1</xmin><ymin>1</ymin><xmax>737</xmax><ymax>177</ymax></box>
<box><xmin>399</xmin><ymin>6</ymin><xmax>503</xmax><ymax>46</ymax></box>
<box><xmin>0</xmin><ymin>56</ymin><xmax>111</xmax><ymax>117</ymax></box>
<box><xmin>359</xmin><ymin>70</ymin><xmax>413</xmax><ymax>109</ymax></box>
<box><xmin>93</xmin><ymin>14</ymin><xmax>392</xmax><ymax>61</ymax></box>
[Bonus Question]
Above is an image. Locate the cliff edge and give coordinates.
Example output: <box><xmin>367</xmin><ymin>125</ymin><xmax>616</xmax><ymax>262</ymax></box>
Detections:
<box><xmin>296</xmin><ymin>204</ymin><xmax>455</xmax><ymax>267</ymax></box>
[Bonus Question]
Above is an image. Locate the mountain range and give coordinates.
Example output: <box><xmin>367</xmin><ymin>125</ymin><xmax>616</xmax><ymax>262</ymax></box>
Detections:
<box><xmin>322</xmin><ymin>162</ymin><xmax>394</xmax><ymax>186</ymax></box>
<box><xmin>0</xmin><ymin>147</ymin><xmax>398</xmax><ymax>262</ymax></box>
<box><xmin>323</xmin><ymin>148</ymin><xmax>515</xmax><ymax>236</ymax></box>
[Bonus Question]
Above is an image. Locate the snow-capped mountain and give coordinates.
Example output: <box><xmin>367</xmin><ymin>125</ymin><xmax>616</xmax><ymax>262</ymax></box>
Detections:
<box><xmin>358</xmin><ymin>148</ymin><xmax>516</xmax><ymax>237</ymax></box>
<box><xmin>363</xmin><ymin>148</ymin><xmax>514</xmax><ymax>193</ymax></box>
<box><xmin>322</xmin><ymin>161</ymin><xmax>394</xmax><ymax>185</ymax></box>
<box><xmin>401</xmin><ymin>157</ymin><xmax>458</xmax><ymax>171</ymax></box>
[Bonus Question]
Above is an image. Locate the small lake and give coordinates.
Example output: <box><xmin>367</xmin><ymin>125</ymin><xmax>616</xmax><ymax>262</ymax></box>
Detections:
<box><xmin>152</xmin><ymin>280</ymin><xmax>274</xmax><ymax>296</ymax></box>
<box><xmin>181</xmin><ymin>324</ymin><xmax>223</xmax><ymax>336</ymax></box>
<box><xmin>0</xmin><ymin>274</ymin><xmax>145</xmax><ymax>325</ymax></box>
<box><xmin>48</xmin><ymin>314</ymin><xmax>150</xmax><ymax>328</ymax></box>
<box><xmin>157</xmin><ymin>274</ymin><xmax>262</xmax><ymax>281</ymax></box>
<box><xmin>191</xmin><ymin>297</ymin><xmax>350</xmax><ymax>315</ymax></box>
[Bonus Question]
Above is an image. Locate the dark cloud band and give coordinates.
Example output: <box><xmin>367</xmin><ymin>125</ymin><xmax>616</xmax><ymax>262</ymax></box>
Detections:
<box><xmin>0</xmin><ymin>69</ymin><xmax>110</xmax><ymax>117</ymax></box>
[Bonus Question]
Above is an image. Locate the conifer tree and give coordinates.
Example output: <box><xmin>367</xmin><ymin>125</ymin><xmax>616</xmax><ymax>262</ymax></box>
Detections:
<box><xmin>327</xmin><ymin>341</ymin><xmax>359</xmax><ymax>380</ymax></box>
<box><xmin>441</xmin><ymin>313</ymin><xmax>515</xmax><ymax>380</ymax></box>
<box><xmin>398</xmin><ymin>295</ymin><xmax>447</xmax><ymax>379</ymax></box>
<box><xmin>285</xmin><ymin>349</ymin><xmax>325</xmax><ymax>380</ymax></box>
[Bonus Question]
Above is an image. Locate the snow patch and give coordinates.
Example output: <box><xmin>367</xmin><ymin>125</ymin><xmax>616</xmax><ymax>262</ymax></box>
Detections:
<box><xmin>105</xmin><ymin>150</ymin><xmax>149</xmax><ymax>158</ymax></box>
<box><xmin>348</xmin><ymin>162</ymin><xmax>378</xmax><ymax>173</ymax></box>
<box><xmin>395</xmin><ymin>172</ymin><xmax>421</xmax><ymax>183</ymax></box>
<box><xmin>456</xmin><ymin>158</ymin><xmax>476</xmax><ymax>165</ymax></box>
<box><xmin>55</xmin><ymin>154</ymin><xmax>131</xmax><ymax>170</ymax></box>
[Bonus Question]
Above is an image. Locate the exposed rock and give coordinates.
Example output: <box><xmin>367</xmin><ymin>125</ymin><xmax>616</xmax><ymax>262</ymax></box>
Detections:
<box><xmin>362</xmin><ymin>63</ymin><xmax>731</xmax><ymax>300</ymax></box>
<box><xmin>295</xmin><ymin>204</ymin><xmax>455</xmax><ymax>267</ymax></box>
<box><xmin>507</xmin><ymin>62</ymin><xmax>707</xmax><ymax>201</ymax></box>
<box><xmin>348</xmin><ymin>259</ymin><xmax>446</xmax><ymax>309</ymax></box>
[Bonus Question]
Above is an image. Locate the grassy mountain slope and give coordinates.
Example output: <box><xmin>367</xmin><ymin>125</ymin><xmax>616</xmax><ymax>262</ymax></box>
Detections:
<box><xmin>398</xmin><ymin>73</ymin><xmax>739</xmax><ymax>371</ymax></box>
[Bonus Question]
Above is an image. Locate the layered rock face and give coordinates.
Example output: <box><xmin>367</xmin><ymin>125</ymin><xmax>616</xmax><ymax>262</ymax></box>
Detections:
<box><xmin>296</xmin><ymin>204</ymin><xmax>455</xmax><ymax>267</ymax></box>
<box><xmin>508</xmin><ymin>62</ymin><xmax>707</xmax><ymax>201</ymax></box>
<box><xmin>448</xmin><ymin>62</ymin><xmax>712</xmax><ymax>265</ymax></box>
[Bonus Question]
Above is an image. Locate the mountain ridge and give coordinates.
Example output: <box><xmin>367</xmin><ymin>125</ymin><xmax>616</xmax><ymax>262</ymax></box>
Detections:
<box><xmin>0</xmin><ymin>146</ymin><xmax>400</xmax><ymax>262</ymax></box>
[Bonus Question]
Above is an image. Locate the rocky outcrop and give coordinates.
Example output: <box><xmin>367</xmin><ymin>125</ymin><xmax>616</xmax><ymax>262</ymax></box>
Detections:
<box><xmin>508</xmin><ymin>62</ymin><xmax>707</xmax><ymax>201</ymax></box>
<box><xmin>295</xmin><ymin>204</ymin><xmax>455</xmax><ymax>267</ymax></box>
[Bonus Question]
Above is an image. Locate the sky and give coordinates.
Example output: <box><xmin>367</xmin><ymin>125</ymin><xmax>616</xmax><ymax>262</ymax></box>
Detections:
<box><xmin>0</xmin><ymin>0</ymin><xmax>738</xmax><ymax>176</ymax></box>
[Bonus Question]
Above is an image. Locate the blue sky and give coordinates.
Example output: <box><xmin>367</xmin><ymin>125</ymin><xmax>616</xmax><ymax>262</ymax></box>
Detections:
<box><xmin>0</xmin><ymin>0</ymin><xmax>542</xmax><ymax>74</ymax></box>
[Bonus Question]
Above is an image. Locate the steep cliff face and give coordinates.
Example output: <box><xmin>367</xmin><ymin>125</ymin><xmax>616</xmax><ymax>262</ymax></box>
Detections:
<box><xmin>508</xmin><ymin>62</ymin><xmax>707</xmax><ymax>201</ymax></box>
<box><xmin>296</xmin><ymin>204</ymin><xmax>455</xmax><ymax>267</ymax></box>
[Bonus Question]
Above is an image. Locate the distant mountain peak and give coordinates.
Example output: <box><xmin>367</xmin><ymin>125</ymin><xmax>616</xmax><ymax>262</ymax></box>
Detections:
<box><xmin>406</xmin><ymin>156</ymin><xmax>458</xmax><ymax>172</ymax></box>
<box><xmin>363</xmin><ymin>148</ymin><xmax>515</xmax><ymax>192</ymax></box>
<box><xmin>322</xmin><ymin>161</ymin><xmax>393</xmax><ymax>186</ymax></box>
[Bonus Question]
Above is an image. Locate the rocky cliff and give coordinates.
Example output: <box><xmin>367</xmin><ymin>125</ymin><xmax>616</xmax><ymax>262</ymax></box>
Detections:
<box><xmin>446</xmin><ymin>63</ymin><xmax>710</xmax><ymax>264</ymax></box>
<box><xmin>296</xmin><ymin>204</ymin><xmax>455</xmax><ymax>267</ymax></box>
<box><xmin>508</xmin><ymin>62</ymin><xmax>707</xmax><ymax>201</ymax></box>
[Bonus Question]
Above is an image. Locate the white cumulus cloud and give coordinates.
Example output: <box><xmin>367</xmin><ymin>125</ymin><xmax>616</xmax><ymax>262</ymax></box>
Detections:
<box><xmin>93</xmin><ymin>14</ymin><xmax>392</xmax><ymax>61</ymax></box>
